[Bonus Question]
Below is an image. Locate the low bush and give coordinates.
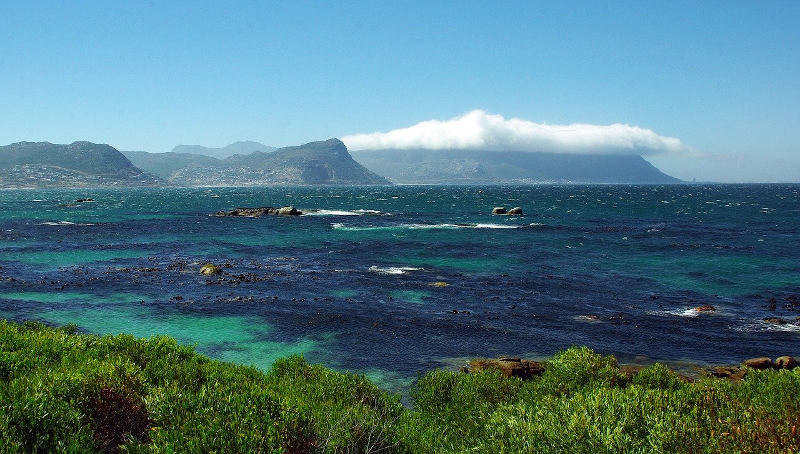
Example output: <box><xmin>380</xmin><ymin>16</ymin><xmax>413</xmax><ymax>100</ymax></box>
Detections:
<box><xmin>2</xmin><ymin>319</ymin><xmax>799</xmax><ymax>453</ymax></box>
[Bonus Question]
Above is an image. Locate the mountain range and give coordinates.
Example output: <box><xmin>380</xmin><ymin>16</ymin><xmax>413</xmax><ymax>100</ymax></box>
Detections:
<box><xmin>170</xmin><ymin>141</ymin><xmax>276</xmax><ymax>159</ymax></box>
<box><xmin>349</xmin><ymin>148</ymin><xmax>679</xmax><ymax>184</ymax></box>
<box><xmin>0</xmin><ymin>139</ymin><xmax>681</xmax><ymax>188</ymax></box>
<box><xmin>125</xmin><ymin>139</ymin><xmax>389</xmax><ymax>186</ymax></box>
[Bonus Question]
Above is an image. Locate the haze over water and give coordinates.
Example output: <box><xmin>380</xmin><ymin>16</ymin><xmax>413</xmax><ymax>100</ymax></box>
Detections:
<box><xmin>1</xmin><ymin>185</ymin><xmax>799</xmax><ymax>389</ymax></box>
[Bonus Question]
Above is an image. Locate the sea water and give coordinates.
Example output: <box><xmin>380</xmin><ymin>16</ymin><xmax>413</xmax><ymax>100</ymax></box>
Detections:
<box><xmin>1</xmin><ymin>185</ymin><xmax>798</xmax><ymax>389</ymax></box>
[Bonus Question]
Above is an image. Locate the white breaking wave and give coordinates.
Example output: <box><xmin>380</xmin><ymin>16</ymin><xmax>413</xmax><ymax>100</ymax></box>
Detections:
<box><xmin>306</xmin><ymin>209</ymin><xmax>387</xmax><ymax>216</ymax></box>
<box><xmin>39</xmin><ymin>221</ymin><xmax>94</xmax><ymax>226</ymax></box>
<box><xmin>342</xmin><ymin>110</ymin><xmax>692</xmax><ymax>156</ymax></box>
<box><xmin>331</xmin><ymin>222</ymin><xmax>522</xmax><ymax>231</ymax></box>
<box><xmin>368</xmin><ymin>266</ymin><xmax>424</xmax><ymax>275</ymax></box>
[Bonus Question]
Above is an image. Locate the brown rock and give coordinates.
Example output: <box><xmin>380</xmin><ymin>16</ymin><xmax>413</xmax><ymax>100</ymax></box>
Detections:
<box><xmin>742</xmin><ymin>357</ymin><xmax>774</xmax><ymax>370</ymax></box>
<box><xmin>491</xmin><ymin>207</ymin><xmax>507</xmax><ymax>215</ymax></box>
<box><xmin>507</xmin><ymin>207</ymin><xmax>523</xmax><ymax>215</ymax></box>
<box><xmin>200</xmin><ymin>263</ymin><xmax>222</xmax><ymax>275</ymax></box>
<box><xmin>467</xmin><ymin>357</ymin><xmax>545</xmax><ymax>380</ymax></box>
<box><xmin>775</xmin><ymin>356</ymin><xmax>799</xmax><ymax>370</ymax></box>
<box><xmin>694</xmin><ymin>304</ymin><xmax>716</xmax><ymax>312</ymax></box>
<box><xmin>708</xmin><ymin>366</ymin><xmax>747</xmax><ymax>381</ymax></box>
<box><xmin>763</xmin><ymin>317</ymin><xmax>788</xmax><ymax>325</ymax></box>
<box><xmin>278</xmin><ymin>206</ymin><xmax>301</xmax><ymax>216</ymax></box>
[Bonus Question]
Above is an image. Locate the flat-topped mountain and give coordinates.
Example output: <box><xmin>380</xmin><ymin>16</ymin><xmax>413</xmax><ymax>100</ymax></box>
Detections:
<box><xmin>0</xmin><ymin>141</ymin><xmax>163</xmax><ymax>188</ymax></box>
<box><xmin>171</xmin><ymin>141</ymin><xmax>276</xmax><ymax>159</ymax></box>
<box><xmin>124</xmin><ymin>139</ymin><xmax>390</xmax><ymax>186</ymax></box>
<box><xmin>349</xmin><ymin>148</ymin><xmax>680</xmax><ymax>184</ymax></box>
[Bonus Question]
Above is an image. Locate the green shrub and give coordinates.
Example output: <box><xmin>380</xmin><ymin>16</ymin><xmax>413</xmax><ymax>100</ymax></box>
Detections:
<box><xmin>2</xmin><ymin>320</ymin><xmax>800</xmax><ymax>453</ymax></box>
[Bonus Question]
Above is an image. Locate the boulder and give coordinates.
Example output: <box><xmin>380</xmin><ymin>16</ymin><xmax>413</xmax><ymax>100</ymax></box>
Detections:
<box><xmin>466</xmin><ymin>357</ymin><xmax>545</xmax><ymax>380</ymax></box>
<box><xmin>742</xmin><ymin>357</ymin><xmax>774</xmax><ymax>370</ymax></box>
<box><xmin>775</xmin><ymin>356</ymin><xmax>799</xmax><ymax>370</ymax></box>
<box><xmin>507</xmin><ymin>207</ymin><xmax>523</xmax><ymax>215</ymax></box>
<box><xmin>492</xmin><ymin>207</ymin><xmax>507</xmax><ymax>215</ymax></box>
<box><xmin>763</xmin><ymin>317</ymin><xmax>788</xmax><ymax>325</ymax></box>
<box><xmin>694</xmin><ymin>304</ymin><xmax>716</xmax><ymax>312</ymax></box>
<box><xmin>278</xmin><ymin>206</ymin><xmax>301</xmax><ymax>216</ymax></box>
<box><xmin>429</xmin><ymin>281</ymin><xmax>449</xmax><ymax>287</ymax></box>
<box><xmin>708</xmin><ymin>366</ymin><xmax>747</xmax><ymax>381</ymax></box>
<box><xmin>199</xmin><ymin>263</ymin><xmax>222</xmax><ymax>275</ymax></box>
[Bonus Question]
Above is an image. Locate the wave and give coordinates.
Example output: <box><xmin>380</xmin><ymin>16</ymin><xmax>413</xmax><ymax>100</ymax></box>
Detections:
<box><xmin>306</xmin><ymin>209</ymin><xmax>388</xmax><ymax>216</ymax></box>
<box><xmin>368</xmin><ymin>266</ymin><xmax>423</xmax><ymax>275</ymax></box>
<box><xmin>39</xmin><ymin>221</ymin><xmax>95</xmax><ymax>226</ymax></box>
<box><xmin>332</xmin><ymin>222</ymin><xmax>523</xmax><ymax>231</ymax></box>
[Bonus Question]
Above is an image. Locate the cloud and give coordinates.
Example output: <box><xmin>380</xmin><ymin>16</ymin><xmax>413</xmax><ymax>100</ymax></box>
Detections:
<box><xmin>342</xmin><ymin>110</ymin><xmax>691</xmax><ymax>156</ymax></box>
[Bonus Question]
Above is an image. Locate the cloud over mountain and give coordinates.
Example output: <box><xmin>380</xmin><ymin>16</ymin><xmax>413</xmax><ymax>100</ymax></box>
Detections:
<box><xmin>342</xmin><ymin>110</ymin><xmax>690</xmax><ymax>156</ymax></box>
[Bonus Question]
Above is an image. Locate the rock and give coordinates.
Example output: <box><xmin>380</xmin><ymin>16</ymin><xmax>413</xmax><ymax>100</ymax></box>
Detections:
<box><xmin>466</xmin><ymin>357</ymin><xmax>545</xmax><ymax>380</ymax></box>
<box><xmin>507</xmin><ymin>207</ymin><xmax>523</xmax><ymax>215</ymax></box>
<box><xmin>429</xmin><ymin>281</ymin><xmax>449</xmax><ymax>287</ymax></box>
<box><xmin>215</xmin><ymin>207</ymin><xmax>275</xmax><ymax>217</ymax></box>
<box><xmin>278</xmin><ymin>206</ymin><xmax>301</xmax><ymax>216</ymax></box>
<box><xmin>775</xmin><ymin>356</ymin><xmax>799</xmax><ymax>370</ymax></box>
<box><xmin>199</xmin><ymin>263</ymin><xmax>222</xmax><ymax>275</ymax></box>
<box><xmin>492</xmin><ymin>207</ymin><xmax>507</xmax><ymax>215</ymax></box>
<box><xmin>742</xmin><ymin>357</ymin><xmax>774</xmax><ymax>370</ymax></box>
<box><xmin>694</xmin><ymin>304</ymin><xmax>716</xmax><ymax>312</ymax></box>
<box><xmin>763</xmin><ymin>317</ymin><xmax>788</xmax><ymax>325</ymax></box>
<box><xmin>708</xmin><ymin>366</ymin><xmax>747</xmax><ymax>381</ymax></box>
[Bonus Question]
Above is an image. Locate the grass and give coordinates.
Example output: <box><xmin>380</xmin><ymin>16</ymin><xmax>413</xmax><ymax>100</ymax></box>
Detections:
<box><xmin>1</xmin><ymin>320</ymin><xmax>799</xmax><ymax>453</ymax></box>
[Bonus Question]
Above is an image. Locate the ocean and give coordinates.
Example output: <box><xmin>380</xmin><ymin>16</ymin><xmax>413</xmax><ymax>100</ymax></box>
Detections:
<box><xmin>1</xmin><ymin>184</ymin><xmax>798</xmax><ymax>389</ymax></box>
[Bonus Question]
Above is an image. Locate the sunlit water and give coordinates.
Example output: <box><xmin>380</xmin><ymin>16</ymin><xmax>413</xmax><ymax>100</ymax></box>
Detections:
<box><xmin>1</xmin><ymin>185</ymin><xmax>799</xmax><ymax>390</ymax></box>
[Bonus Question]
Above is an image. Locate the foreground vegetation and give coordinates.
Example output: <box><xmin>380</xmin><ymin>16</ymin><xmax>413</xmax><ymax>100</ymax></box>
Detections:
<box><xmin>1</xmin><ymin>320</ymin><xmax>799</xmax><ymax>453</ymax></box>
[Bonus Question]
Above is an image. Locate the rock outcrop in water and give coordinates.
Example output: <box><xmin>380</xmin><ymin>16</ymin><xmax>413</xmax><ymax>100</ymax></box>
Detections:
<box><xmin>215</xmin><ymin>206</ymin><xmax>303</xmax><ymax>217</ymax></box>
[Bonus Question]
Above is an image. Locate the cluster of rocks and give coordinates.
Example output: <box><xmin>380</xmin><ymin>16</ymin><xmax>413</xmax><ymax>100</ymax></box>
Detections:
<box><xmin>710</xmin><ymin>355</ymin><xmax>798</xmax><ymax>380</ymax></box>
<box><xmin>491</xmin><ymin>206</ymin><xmax>523</xmax><ymax>215</ymax></box>
<box><xmin>214</xmin><ymin>206</ymin><xmax>302</xmax><ymax>217</ymax></box>
<box><xmin>464</xmin><ymin>354</ymin><xmax>799</xmax><ymax>383</ymax></box>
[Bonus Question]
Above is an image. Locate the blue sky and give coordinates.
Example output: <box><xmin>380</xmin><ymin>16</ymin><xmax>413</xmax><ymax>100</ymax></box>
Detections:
<box><xmin>1</xmin><ymin>1</ymin><xmax>798</xmax><ymax>182</ymax></box>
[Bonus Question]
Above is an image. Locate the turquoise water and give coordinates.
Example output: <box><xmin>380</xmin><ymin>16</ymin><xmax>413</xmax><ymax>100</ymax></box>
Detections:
<box><xmin>1</xmin><ymin>185</ymin><xmax>799</xmax><ymax>388</ymax></box>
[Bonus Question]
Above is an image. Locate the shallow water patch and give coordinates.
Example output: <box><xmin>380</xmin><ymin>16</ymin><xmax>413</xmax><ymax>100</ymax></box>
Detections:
<box><xmin>36</xmin><ymin>306</ymin><xmax>322</xmax><ymax>371</ymax></box>
<box><xmin>389</xmin><ymin>290</ymin><xmax>429</xmax><ymax>304</ymax></box>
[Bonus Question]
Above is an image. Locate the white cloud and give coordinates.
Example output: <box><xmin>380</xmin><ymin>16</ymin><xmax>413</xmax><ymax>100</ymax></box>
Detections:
<box><xmin>342</xmin><ymin>110</ymin><xmax>692</xmax><ymax>156</ymax></box>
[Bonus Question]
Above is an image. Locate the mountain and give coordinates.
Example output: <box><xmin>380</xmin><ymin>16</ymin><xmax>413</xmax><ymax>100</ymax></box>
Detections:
<box><xmin>171</xmin><ymin>141</ymin><xmax>276</xmax><ymax>159</ymax></box>
<box><xmin>123</xmin><ymin>151</ymin><xmax>220</xmax><ymax>181</ymax></box>
<box><xmin>349</xmin><ymin>149</ymin><xmax>681</xmax><ymax>184</ymax></box>
<box><xmin>124</xmin><ymin>139</ymin><xmax>390</xmax><ymax>186</ymax></box>
<box><xmin>0</xmin><ymin>141</ymin><xmax>164</xmax><ymax>188</ymax></box>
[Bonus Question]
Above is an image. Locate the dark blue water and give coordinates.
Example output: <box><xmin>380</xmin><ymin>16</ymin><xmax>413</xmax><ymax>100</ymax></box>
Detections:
<box><xmin>1</xmin><ymin>185</ymin><xmax>798</xmax><ymax>388</ymax></box>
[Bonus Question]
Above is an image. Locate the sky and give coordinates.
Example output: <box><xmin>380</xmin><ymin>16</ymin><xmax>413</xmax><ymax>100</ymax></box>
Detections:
<box><xmin>1</xmin><ymin>1</ymin><xmax>798</xmax><ymax>182</ymax></box>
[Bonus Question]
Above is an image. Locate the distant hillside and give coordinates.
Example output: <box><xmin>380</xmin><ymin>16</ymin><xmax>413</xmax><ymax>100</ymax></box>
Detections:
<box><xmin>124</xmin><ymin>139</ymin><xmax>390</xmax><ymax>186</ymax></box>
<box><xmin>171</xmin><ymin>141</ymin><xmax>276</xmax><ymax>159</ymax></box>
<box><xmin>349</xmin><ymin>149</ymin><xmax>680</xmax><ymax>184</ymax></box>
<box><xmin>123</xmin><ymin>151</ymin><xmax>220</xmax><ymax>181</ymax></box>
<box><xmin>0</xmin><ymin>141</ymin><xmax>164</xmax><ymax>188</ymax></box>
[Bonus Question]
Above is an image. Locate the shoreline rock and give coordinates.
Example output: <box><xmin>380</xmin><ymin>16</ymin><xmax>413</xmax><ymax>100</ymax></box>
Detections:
<box><xmin>461</xmin><ymin>354</ymin><xmax>799</xmax><ymax>382</ymax></box>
